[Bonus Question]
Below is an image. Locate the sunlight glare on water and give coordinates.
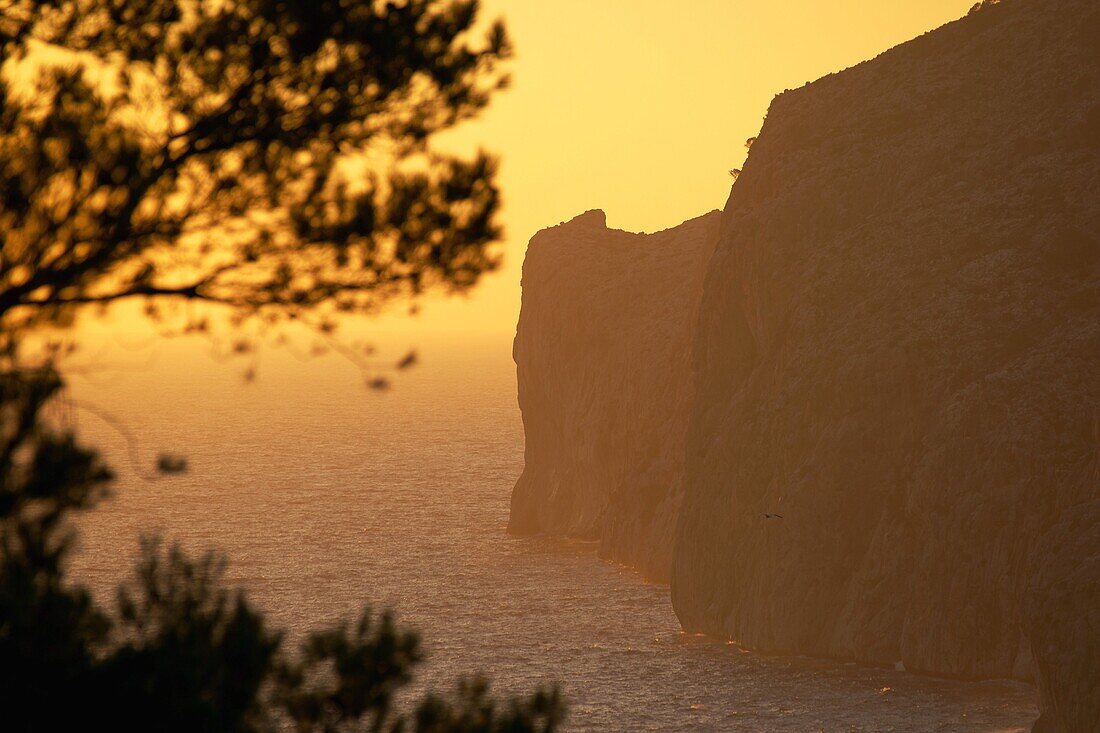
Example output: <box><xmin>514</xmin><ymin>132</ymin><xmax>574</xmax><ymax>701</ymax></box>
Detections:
<box><xmin>68</xmin><ymin>336</ymin><xmax>1037</xmax><ymax>732</ymax></box>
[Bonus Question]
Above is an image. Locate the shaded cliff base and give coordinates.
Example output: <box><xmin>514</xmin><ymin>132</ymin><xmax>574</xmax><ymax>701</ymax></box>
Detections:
<box><xmin>1025</xmin><ymin>499</ymin><xmax>1100</xmax><ymax>733</ymax></box>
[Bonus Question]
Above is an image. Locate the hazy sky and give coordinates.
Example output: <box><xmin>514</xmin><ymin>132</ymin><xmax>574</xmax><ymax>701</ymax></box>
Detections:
<box><xmin>78</xmin><ymin>0</ymin><xmax>975</xmax><ymax>350</ymax></box>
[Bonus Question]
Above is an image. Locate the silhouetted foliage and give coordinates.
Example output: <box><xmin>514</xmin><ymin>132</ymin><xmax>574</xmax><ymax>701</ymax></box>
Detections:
<box><xmin>0</xmin><ymin>368</ymin><xmax>114</xmax><ymax>721</ymax></box>
<box><xmin>968</xmin><ymin>0</ymin><xmax>1001</xmax><ymax>15</ymax></box>
<box><xmin>155</xmin><ymin>452</ymin><xmax>188</xmax><ymax>474</ymax></box>
<box><xmin>0</xmin><ymin>0</ymin><xmax>512</xmax><ymax>348</ymax></box>
<box><xmin>0</xmin><ymin>1</ymin><xmax>564</xmax><ymax>729</ymax></box>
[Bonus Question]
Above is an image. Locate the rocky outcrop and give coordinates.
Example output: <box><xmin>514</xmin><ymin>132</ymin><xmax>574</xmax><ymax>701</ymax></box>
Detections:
<box><xmin>510</xmin><ymin>209</ymin><xmax>720</xmax><ymax>580</ymax></box>
<box><xmin>671</xmin><ymin>0</ymin><xmax>1100</xmax><ymax>683</ymax></box>
<box><xmin>1025</xmin><ymin>499</ymin><xmax>1100</xmax><ymax>733</ymax></box>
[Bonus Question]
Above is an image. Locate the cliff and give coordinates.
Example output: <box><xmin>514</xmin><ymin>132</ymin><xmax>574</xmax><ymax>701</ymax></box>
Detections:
<box><xmin>1025</xmin><ymin>499</ymin><xmax>1100</xmax><ymax>733</ymax></box>
<box><xmin>509</xmin><ymin>0</ymin><xmax>1099</xmax><ymax>715</ymax></box>
<box><xmin>510</xmin><ymin>209</ymin><xmax>720</xmax><ymax>580</ymax></box>
<box><xmin>671</xmin><ymin>0</ymin><xmax>1100</xmax><ymax>688</ymax></box>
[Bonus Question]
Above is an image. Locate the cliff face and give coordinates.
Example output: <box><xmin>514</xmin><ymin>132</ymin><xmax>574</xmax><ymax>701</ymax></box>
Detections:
<box><xmin>672</xmin><ymin>0</ymin><xmax>1100</xmax><ymax>683</ymax></box>
<box><xmin>510</xmin><ymin>209</ymin><xmax>720</xmax><ymax>580</ymax></box>
<box><xmin>1025</xmin><ymin>499</ymin><xmax>1100</xmax><ymax>733</ymax></box>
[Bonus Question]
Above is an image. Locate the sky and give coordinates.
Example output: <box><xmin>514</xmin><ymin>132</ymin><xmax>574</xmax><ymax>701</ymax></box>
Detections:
<box><xmin>390</xmin><ymin>0</ymin><xmax>976</xmax><ymax>340</ymax></box>
<box><xmin>76</xmin><ymin>0</ymin><xmax>976</xmax><ymax>352</ymax></box>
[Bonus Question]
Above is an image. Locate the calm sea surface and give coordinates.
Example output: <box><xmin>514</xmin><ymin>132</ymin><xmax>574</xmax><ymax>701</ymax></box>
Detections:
<box><xmin>67</xmin><ymin>335</ymin><xmax>1037</xmax><ymax>732</ymax></box>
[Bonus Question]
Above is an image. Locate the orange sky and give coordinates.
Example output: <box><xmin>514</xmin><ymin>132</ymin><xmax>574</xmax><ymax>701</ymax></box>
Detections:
<box><xmin>390</xmin><ymin>0</ymin><xmax>975</xmax><ymax>339</ymax></box>
<box><xmin>78</xmin><ymin>0</ymin><xmax>975</xmax><ymax>350</ymax></box>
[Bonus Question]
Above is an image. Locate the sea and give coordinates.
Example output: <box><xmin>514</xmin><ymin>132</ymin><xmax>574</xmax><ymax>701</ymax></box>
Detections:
<box><xmin>65</xmin><ymin>333</ymin><xmax>1037</xmax><ymax>732</ymax></box>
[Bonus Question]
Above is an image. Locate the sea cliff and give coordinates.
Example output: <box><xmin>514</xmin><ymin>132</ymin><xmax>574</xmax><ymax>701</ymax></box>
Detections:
<box><xmin>512</xmin><ymin>0</ymin><xmax>1099</xmax><ymax>726</ymax></box>
<box><xmin>672</xmin><ymin>0</ymin><xmax>1098</xmax><ymax>685</ymax></box>
<box><xmin>510</xmin><ymin>209</ymin><xmax>720</xmax><ymax>580</ymax></box>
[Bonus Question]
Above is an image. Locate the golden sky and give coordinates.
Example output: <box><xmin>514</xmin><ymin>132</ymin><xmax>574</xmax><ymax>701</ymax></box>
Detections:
<box><xmin>395</xmin><ymin>0</ymin><xmax>977</xmax><ymax>340</ymax></box>
<box><xmin>79</xmin><ymin>1</ymin><xmax>975</xmax><ymax>349</ymax></box>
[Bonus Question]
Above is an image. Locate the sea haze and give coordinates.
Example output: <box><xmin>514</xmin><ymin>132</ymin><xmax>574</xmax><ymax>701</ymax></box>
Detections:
<box><xmin>67</xmin><ymin>335</ymin><xmax>1036</xmax><ymax>732</ymax></box>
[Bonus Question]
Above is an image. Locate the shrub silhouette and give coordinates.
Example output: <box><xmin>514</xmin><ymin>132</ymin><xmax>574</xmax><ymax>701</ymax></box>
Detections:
<box><xmin>969</xmin><ymin>0</ymin><xmax>1001</xmax><ymax>15</ymax></box>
